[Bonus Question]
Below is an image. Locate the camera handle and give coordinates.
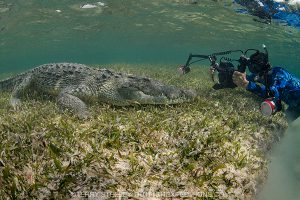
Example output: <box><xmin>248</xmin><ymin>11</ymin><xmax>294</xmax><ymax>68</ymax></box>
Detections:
<box><xmin>236</xmin><ymin>55</ymin><xmax>248</xmax><ymax>73</ymax></box>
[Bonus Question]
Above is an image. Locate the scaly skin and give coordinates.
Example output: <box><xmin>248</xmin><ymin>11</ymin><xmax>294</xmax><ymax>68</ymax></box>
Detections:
<box><xmin>0</xmin><ymin>63</ymin><xmax>197</xmax><ymax>118</ymax></box>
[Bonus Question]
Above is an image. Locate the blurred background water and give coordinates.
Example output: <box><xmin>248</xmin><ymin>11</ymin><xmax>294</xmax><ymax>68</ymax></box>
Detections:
<box><xmin>0</xmin><ymin>0</ymin><xmax>300</xmax><ymax>199</ymax></box>
<box><xmin>0</xmin><ymin>0</ymin><xmax>300</xmax><ymax>75</ymax></box>
<box><xmin>258</xmin><ymin>118</ymin><xmax>300</xmax><ymax>200</ymax></box>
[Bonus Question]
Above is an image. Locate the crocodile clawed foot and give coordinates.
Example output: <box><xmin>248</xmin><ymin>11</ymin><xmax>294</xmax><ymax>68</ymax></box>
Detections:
<box><xmin>57</xmin><ymin>92</ymin><xmax>91</xmax><ymax>120</ymax></box>
<box><xmin>10</xmin><ymin>98</ymin><xmax>22</xmax><ymax>110</ymax></box>
<box><xmin>77</xmin><ymin>110</ymin><xmax>91</xmax><ymax>120</ymax></box>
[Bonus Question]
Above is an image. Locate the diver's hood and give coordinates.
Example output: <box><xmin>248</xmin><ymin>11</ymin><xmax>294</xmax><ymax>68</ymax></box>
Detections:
<box><xmin>248</xmin><ymin>51</ymin><xmax>270</xmax><ymax>74</ymax></box>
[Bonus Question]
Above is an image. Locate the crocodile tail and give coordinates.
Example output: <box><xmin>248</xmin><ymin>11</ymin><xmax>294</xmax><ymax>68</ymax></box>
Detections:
<box><xmin>0</xmin><ymin>74</ymin><xmax>24</xmax><ymax>92</ymax></box>
<box><xmin>0</xmin><ymin>77</ymin><xmax>15</xmax><ymax>92</ymax></box>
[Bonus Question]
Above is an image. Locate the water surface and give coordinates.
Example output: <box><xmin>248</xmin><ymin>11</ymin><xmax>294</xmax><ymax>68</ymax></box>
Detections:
<box><xmin>1</xmin><ymin>0</ymin><xmax>300</xmax><ymax>75</ymax></box>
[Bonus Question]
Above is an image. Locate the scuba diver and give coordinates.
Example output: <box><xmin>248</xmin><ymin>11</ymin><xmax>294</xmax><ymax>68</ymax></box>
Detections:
<box><xmin>232</xmin><ymin>47</ymin><xmax>300</xmax><ymax>123</ymax></box>
<box><xmin>179</xmin><ymin>45</ymin><xmax>300</xmax><ymax>123</ymax></box>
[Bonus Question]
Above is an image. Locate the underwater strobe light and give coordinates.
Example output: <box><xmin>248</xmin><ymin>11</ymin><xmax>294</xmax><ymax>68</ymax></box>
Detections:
<box><xmin>260</xmin><ymin>98</ymin><xmax>277</xmax><ymax>116</ymax></box>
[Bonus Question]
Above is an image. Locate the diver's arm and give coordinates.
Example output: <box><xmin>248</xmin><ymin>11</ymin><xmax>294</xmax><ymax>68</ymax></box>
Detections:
<box><xmin>246</xmin><ymin>81</ymin><xmax>267</xmax><ymax>97</ymax></box>
<box><xmin>247</xmin><ymin>71</ymin><xmax>287</xmax><ymax>100</ymax></box>
<box><xmin>270</xmin><ymin>72</ymin><xmax>288</xmax><ymax>103</ymax></box>
<box><xmin>246</xmin><ymin>82</ymin><xmax>282</xmax><ymax>112</ymax></box>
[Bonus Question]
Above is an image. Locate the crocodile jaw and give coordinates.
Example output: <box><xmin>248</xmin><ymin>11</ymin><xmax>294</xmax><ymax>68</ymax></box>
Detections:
<box><xmin>131</xmin><ymin>79</ymin><xmax>197</xmax><ymax>105</ymax></box>
<box><xmin>97</xmin><ymin>75</ymin><xmax>197</xmax><ymax>105</ymax></box>
<box><xmin>135</xmin><ymin>86</ymin><xmax>197</xmax><ymax>105</ymax></box>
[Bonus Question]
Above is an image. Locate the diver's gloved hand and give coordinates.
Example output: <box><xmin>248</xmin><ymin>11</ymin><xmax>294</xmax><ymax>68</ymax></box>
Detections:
<box><xmin>232</xmin><ymin>71</ymin><xmax>249</xmax><ymax>88</ymax></box>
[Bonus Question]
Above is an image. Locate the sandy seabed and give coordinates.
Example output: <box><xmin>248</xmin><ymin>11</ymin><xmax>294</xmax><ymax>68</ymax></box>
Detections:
<box><xmin>0</xmin><ymin>64</ymin><xmax>288</xmax><ymax>199</ymax></box>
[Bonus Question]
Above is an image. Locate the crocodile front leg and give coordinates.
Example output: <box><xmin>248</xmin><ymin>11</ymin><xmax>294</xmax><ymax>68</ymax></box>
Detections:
<box><xmin>57</xmin><ymin>87</ymin><xmax>90</xmax><ymax>119</ymax></box>
<box><xmin>10</xmin><ymin>74</ymin><xmax>33</xmax><ymax>109</ymax></box>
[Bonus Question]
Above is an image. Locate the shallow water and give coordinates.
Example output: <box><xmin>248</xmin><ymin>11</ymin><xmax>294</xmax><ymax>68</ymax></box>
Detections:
<box><xmin>1</xmin><ymin>0</ymin><xmax>300</xmax><ymax>199</ymax></box>
<box><xmin>1</xmin><ymin>0</ymin><xmax>300</xmax><ymax>75</ymax></box>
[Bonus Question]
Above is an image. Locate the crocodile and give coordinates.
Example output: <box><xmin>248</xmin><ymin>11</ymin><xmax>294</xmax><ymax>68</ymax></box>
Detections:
<box><xmin>0</xmin><ymin>63</ymin><xmax>197</xmax><ymax>118</ymax></box>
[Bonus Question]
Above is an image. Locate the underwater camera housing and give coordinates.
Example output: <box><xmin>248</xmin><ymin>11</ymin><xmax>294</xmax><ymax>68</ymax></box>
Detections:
<box><xmin>212</xmin><ymin>57</ymin><xmax>244</xmax><ymax>90</ymax></box>
<box><xmin>179</xmin><ymin>45</ymin><xmax>269</xmax><ymax>90</ymax></box>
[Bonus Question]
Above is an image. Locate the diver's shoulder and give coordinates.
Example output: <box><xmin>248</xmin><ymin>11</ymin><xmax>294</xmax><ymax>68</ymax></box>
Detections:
<box><xmin>271</xmin><ymin>66</ymin><xmax>299</xmax><ymax>79</ymax></box>
<box><xmin>271</xmin><ymin>66</ymin><xmax>288</xmax><ymax>73</ymax></box>
<box><xmin>270</xmin><ymin>66</ymin><xmax>291</xmax><ymax>78</ymax></box>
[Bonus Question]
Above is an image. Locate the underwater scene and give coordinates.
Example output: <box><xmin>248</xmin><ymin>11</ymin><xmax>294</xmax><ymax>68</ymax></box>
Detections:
<box><xmin>0</xmin><ymin>0</ymin><xmax>300</xmax><ymax>199</ymax></box>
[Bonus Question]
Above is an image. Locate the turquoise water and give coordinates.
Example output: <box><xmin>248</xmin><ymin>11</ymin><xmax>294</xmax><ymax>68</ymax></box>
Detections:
<box><xmin>1</xmin><ymin>0</ymin><xmax>300</xmax><ymax>75</ymax></box>
<box><xmin>1</xmin><ymin>0</ymin><xmax>300</xmax><ymax>199</ymax></box>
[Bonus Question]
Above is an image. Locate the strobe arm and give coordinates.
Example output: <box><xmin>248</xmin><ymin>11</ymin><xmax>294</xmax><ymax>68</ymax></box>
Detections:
<box><xmin>184</xmin><ymin>54</ymin><xmax>210</xmax><ymax>67</ymax></box>
<box><xmin>179</xmin><ymin>54</ymin><xmax>211</xmax><ymax>75</ymax></box>
<box><xmin>183</xmin><ymin>50</ymin><xmax>244</xmax><ymax>68</ymax></box>
<box><xmin>179</xmin><ymin>50</ymin><xmax>245</xmax><ymax>75</ymax></box>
